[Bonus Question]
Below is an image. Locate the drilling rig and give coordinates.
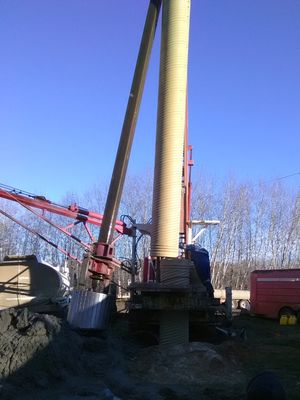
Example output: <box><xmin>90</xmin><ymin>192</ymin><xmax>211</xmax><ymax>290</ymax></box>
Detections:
<box><xmin>0</xmin><ymin>0</ymin><xmax>230</xmax><ymax>344</ymax></box>
<box><xmin>67</xmin><ymin>0</ymin><xmax>228</xmax><ymax>345</ymax></box>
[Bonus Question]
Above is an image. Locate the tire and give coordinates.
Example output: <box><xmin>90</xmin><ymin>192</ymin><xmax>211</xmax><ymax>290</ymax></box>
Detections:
<box><xmin>232</xmin><ymin>300</ymin><xmax>238</xmax><ymax>310</ymax></box>
<box><xmin>238</xmin><ymin>299</ymin><xmax>250</xmax><ymax>311</ymax></box>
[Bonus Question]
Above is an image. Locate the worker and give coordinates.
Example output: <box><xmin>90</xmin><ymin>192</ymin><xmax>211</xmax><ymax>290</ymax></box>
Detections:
<box><xmin>186</xmin><ymin>244</ymin><xmax>214</xmax><ymax>298</ymax></box>
<box><xmin>246</xmin><ymin>371</ymin><xmax>286</xmax><ymax>400</ymax></box>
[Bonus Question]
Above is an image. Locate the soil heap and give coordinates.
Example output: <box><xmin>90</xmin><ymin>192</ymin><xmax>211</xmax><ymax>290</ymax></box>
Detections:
<box><xmin>0</xmin><ymin>308</ymin><xmax>246</xmax><ymax>400</ymax></box>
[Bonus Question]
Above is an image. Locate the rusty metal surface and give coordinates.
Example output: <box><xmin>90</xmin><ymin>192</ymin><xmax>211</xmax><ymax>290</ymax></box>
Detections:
<box><xmin>129</xmin><ymin>290</ymin><xmax>212</xmax><ymax>311</ymax></box>
<box><xmin>130</xmin><ymin>282</ymin><xmax>190</xmax><ymax>292</ymax></box>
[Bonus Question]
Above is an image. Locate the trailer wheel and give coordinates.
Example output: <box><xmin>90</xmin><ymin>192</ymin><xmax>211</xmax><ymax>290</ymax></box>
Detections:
<box><xmin>232</xmin><ymin>300</ymin><xmax>238</xmax><ymax>310</ymax></box>
<box><xmin>278</xmin><ymin>307</ymin><xmax>294</xmax><ymax>318</ymax></box>
<box><xmin>238</xmin><ymin>299</ymin><xmax>250</xmax><ymax>311</ymax></box>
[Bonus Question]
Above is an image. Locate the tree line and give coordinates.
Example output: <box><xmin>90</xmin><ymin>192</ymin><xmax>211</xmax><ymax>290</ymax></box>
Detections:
<box><xmin>0</xmin><ymin>173</ymin><xmax>299</xmax><ymax>290</ymax></box>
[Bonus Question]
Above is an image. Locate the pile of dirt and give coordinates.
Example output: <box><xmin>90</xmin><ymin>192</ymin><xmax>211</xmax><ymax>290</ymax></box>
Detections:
<box><xmin>0</xmin><ymin>308</ymin><xmax>83</xmax><ymax>383</ymax></box>
<box><xmin>128</xmin><ymin>341</ymin><xmax>242</xmax><ymax>385</ymax></box>
<box><xmin>0</xmin><ymin>309</ymin><xmax>248</xmax><ymax>400</ymax></box>
<box><xmin>102</xmin><ymin>320</ymin><xmax>247</xmax><ymax>400</ymax></box>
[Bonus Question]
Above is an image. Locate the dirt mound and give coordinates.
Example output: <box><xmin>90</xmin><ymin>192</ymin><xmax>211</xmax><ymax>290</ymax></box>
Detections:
<box><xmin>128</xmin><ymin>341</ymin><xmax>243</xmax><ymax>386</ymax></box>
<box><xmin>0</xmin><ymin>308</ymin><xmax>126</xmax><ymax>400</ymax></box>
<box><xmin>0</xmin><ymin>308</ymin><xmax>86</xmax><ymax>392</ymax></box>
<box><xmin>0</xmin><ymin>308</ymin><xmax>60</xmax><ymax>378</ymax></box>
<box><xmin>0</xmin><ymin>309</ymin><xmax>247</xmax><ymax>400</ymax></box>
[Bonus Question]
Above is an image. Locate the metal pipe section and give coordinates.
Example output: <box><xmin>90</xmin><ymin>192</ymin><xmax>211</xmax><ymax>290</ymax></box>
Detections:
<box><xmin>225</xmin><ymin>287</ymin><xmax>233</xmax><ymax>321</ymax></box>
<box><xmin>98</xmin><ymin>0</ymin><xmax>162</xmax><ymax>245</ymax></box>
<box><xmin>151</xmin><ymin>0</ymin><xmax>191</xmax><ymax>257</ymax></box>
<box><xmin>160</xmin><ymin>311</ymin><xmax>189</xmax><ymax>346</ymax></box>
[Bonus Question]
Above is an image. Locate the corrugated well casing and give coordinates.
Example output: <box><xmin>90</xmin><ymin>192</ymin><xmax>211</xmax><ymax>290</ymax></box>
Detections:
<box><xmin>67</xmin><ymin>290</ymin><xmax>112</xmax><ymax>330</ymax></box>
<box><xmin>151</xmin><ymin>0</ymin><xmax>191</xmax><ymax>258</ymax></box>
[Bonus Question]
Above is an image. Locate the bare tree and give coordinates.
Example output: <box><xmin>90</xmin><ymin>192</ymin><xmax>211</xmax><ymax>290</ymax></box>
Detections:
<box><xmin>1</xmin><ymin>173</ymin><xmax>299</xmax><ymax>292</ymax></box>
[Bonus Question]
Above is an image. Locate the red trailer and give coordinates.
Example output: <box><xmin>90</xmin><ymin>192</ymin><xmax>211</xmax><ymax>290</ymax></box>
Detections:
<box><xmin>250</xmin><ymin>269</ymin><xmax>300</xmax><ymax>319</ymax></box>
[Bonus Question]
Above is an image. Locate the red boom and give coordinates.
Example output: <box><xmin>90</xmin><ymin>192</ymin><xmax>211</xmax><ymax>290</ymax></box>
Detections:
<box><xmin>0</xmin><ymin>187</ymin><xmax>131</xmax><ymax>236</ymax></box>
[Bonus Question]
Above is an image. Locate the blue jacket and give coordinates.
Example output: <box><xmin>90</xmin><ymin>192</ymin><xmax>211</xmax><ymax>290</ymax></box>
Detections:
<box><xmin>186</xmin><ymin>244</ymin><xmax>211</xmax><ymax>282</ymax></box>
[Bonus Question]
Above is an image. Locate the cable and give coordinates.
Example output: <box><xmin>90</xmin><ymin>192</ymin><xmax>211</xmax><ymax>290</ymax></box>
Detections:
<box><xmin>269</xmin><ymin>172</ymin><xmax>300</xmax><ymax>182</ymax></box>
<box><xmin>0</xmin><ymin>181</ymin><xmax>70</xmax><ymax>209</ymax></box>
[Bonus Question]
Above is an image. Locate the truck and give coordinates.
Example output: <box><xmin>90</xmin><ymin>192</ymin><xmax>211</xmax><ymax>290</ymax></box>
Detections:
<box><xmin>214</xmin><ymin>289</ymin><xmax>250</xmax><ymax>310</ymax></box>
<box><xmin>250</xmin><ymin>269</ymin><xmax>300</xmax><ymax>319</ymax></box>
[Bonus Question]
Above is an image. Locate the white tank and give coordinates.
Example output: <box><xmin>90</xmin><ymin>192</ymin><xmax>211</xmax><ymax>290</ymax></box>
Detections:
<box><xmin>0</xmin><ymin>255</ymin><xmax>69</xmax><ymax>310</ymax></box>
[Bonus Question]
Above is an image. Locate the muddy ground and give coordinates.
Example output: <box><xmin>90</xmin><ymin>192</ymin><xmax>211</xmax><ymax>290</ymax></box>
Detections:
<box><xmin>0</xmin><ymin>308</ymin><xmax>299</xmax><ymax>400</ymax></box>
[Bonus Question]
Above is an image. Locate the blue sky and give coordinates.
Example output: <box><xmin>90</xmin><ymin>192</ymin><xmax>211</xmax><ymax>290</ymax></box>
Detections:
<box><xmin>0</xmin><ymin>0</ymin><xmax>299</xmax><ymax>202</ymax></box>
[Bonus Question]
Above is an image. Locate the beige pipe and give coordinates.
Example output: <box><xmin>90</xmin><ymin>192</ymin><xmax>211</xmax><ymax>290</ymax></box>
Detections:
<box><xmin>151</xmin><ymin>0</ymin><xmax>191</xmax><ymax>257</ymax></box>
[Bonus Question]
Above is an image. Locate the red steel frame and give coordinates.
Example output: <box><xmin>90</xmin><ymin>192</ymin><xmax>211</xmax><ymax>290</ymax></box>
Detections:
<box><xmin>0</xmin><ymin>185</ymin><xmax>133</xmax><ymax>265</ymax></box>
<box><xmin>0</xmin><ymin>187</ymin><xmax>131</xmax><ymax>235</ymax></box>
<box><xmin>181</xmin><ymin>98</ymin><xmax>194</xmax><ymax>243</ymax></box>
<box><xmin>0</xmin><ymin>208</ymin><xmax>82</xmax><ymax>263</ymax></box>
